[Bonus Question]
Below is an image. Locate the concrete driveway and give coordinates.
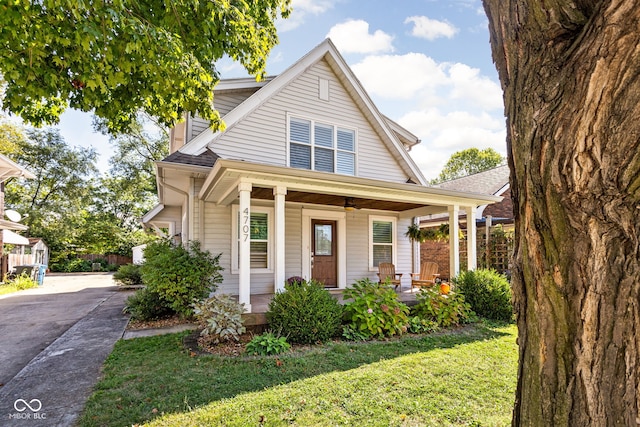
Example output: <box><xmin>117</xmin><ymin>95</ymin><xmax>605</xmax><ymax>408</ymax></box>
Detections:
<box><xmin>0</xmin><ymin>273</ymin><xmax>131</xmax><ymax>426</ymax></box>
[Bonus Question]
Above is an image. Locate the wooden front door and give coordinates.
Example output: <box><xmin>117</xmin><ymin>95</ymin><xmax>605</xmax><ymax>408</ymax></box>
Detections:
<box><xmin>311</xmin><ymin>219</ymin><xmax>337</xmax><ymax>287</ymax></box>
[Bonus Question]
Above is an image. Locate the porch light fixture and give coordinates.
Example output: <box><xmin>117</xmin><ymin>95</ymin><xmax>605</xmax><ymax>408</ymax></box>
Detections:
<box><xmin>344</xmin><ymin>197</ymin><xmax>357</xmax><ymax>211</ymax></box>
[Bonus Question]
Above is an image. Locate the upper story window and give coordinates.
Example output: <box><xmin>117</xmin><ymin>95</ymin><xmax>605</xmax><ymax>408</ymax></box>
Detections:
<box><xmin>288</xmin><ymin>117</ymin><xmax>356</xmax><ymax>175</ymax></box>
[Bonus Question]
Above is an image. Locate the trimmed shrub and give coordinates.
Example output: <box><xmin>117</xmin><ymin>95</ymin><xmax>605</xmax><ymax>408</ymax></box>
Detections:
<box><xmin>412</xmin><ymin>287</ymin><xmax>476</xmax><ymax>327</ymax></box>
<box><xmin>140</xmin><ymin>240</ymin><xmax>223</xmax><ymax>317</ymax></box>
<box><xmin>113</xmin><ymin>264</ymin><xmax>143</xmax><ymax>286</ymax></box>
<box><xmin>454</xmin><ymin>269</ymin><xmax>513</xmax><ymax>321</ymax></box>
<box><xmin>124</xmin><ymin>288</ymin><xmax>175</xmax><ymax>321</ymax></box>
<box><xmin>342</xmin><ymin>278</ymin><xmax>409</xmax><ymax>339</ymax></box>
<box><xmin>266</xmin><ymin>280</ymin><xmax>343</xmax><ymax>344</ymax></box>
<box><xmin>193</xmin><ymin>294</ymin><xmax>246</xmax><ymax>344</ymax></box>
<box><xmin>245</xmin><ymin>332</ymin><xmax>290</xmax><ymax>356</ymax></box>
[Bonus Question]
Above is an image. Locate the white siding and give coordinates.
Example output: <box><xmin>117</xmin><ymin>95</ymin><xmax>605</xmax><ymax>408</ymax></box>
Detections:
<box><xmin>202</xmin><ymin>203</ymin><xmax>234</xmax><ymax>294</ymax></box>
<box><xmin>215</xmin><ymin>90</ymin><xmax>257</xmax><ymax>116</ymax></box>
<box><xmin>396</xmin><ymin>217</ymin><xmax>414</xmax><ymax>289</ymax></box>
<box><xmin>211</xmin><ymin>60</ymin><xmax>409</xmax><ymax>182</ymax></box>
<box><xmin>188</xmin><ymin>89</ymin><xmax>258</xmax><ymax>142</ymax></box>
<box><xmin>285</xmin><ymin>206</ymin><xmax>303</xmax><ymax>280</ymax></box>
<box><xmin>189</xmin><ymin>116</ymin><xmax>209</xmax><ymax>142</ymax></box>
<box><xmin>343</xmin><ymin>210</ymin><xmax>413</xmax><ymax>288</ymax></box>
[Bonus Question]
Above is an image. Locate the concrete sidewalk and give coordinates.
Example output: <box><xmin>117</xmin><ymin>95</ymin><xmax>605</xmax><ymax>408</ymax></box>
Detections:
<box><xmin>0</xmin><ymin>287</ymin><xmax>131</xmax><ymax>426</ymax></box>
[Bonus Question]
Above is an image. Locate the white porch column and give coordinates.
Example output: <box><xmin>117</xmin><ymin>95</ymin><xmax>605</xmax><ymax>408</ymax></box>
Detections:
<box><xmin>273</xmin><ymin>186</ymin><xmax>287</xmax><ymax>293</ymax></box>
<box><xmin>412</xmin><ymin>217</ymin><xmax>421</xmax><ymax>274</ymax></box>
<box><xmin>238</xmin><ymin>182</ymin><xmax>252</xmax><ymax>313</ymax></box>
<box><xmin>465</xmin><ymin>206</ymin><xmax>477</xmax><ymax>271</ymax></box>
<box><xmin>448</xmin><ymin>205</ymin><xmax>460</xmax><ymax>279</ymax></box>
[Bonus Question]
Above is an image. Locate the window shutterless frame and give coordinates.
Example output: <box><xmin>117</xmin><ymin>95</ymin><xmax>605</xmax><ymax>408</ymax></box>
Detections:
<box><xmin>287</xmin><ymin>114</ymin><xmax>357</xmax><ymax>176</ymax></box>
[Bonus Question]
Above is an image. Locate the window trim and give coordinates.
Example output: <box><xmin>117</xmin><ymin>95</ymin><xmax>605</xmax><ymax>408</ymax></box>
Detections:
<box><xmin>231</xmin><ymin>205</ymin><xmax>274</xmax><ymax>274</ymax></box>
<box><xmin>287</xmin><ymin>114</ymin><xmax>357</xmax><ymax>176</ymax></box>
<box><xmin>369</xmin><ymin>215</ymin><xmax>397</xmax><ymax>271</ymax></box>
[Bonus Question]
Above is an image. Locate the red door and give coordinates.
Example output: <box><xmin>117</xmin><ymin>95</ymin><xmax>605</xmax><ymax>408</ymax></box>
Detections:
<box><xmin>311</xmin><ymin>219</ymin><xmax>337</xmax><ymax>287</ymax></box>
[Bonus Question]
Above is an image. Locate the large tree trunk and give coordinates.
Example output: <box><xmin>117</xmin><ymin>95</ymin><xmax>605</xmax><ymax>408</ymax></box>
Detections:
<box><xmin>482</xmin><ymin>1</ymin><xmax>640</xmax><ymax>425</ymax></box>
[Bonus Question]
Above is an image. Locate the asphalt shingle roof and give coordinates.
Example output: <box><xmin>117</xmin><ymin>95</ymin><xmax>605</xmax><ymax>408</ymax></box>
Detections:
<box><xmin>436</xmin><ymin>164</ymin><xmax>509</xmax><ymax>195</ymax></box>
<box><xmin>161</xmin><ymin>149</ymin><xmax>220</xmax><ymax>168</ymax></box>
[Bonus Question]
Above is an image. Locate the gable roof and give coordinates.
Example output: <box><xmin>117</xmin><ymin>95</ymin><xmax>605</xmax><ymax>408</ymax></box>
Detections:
<box><xmin>436</xmin><ymin>164</ymin><xmax>510</xmax><ymax>196</ymax></box>
<box><xmin>178</xmin><ymin>38</ymin><xmax>427</xmax><ymax>185</ymax></box>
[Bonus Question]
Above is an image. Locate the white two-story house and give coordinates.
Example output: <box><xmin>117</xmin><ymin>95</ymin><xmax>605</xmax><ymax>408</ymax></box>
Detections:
<box><xmin>143</xmin><ymin>39</ymin><xmax>500</xmax><ymax>312</ymax></box>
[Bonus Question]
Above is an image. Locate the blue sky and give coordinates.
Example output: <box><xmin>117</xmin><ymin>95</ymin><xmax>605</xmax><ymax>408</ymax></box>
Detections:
<box><xmin>58</xmin><ymin>0</ymin><xmax>505</xmax><ymax>180</ymax></box>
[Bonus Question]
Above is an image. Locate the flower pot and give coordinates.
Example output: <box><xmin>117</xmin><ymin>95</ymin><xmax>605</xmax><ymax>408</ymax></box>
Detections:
<box><xmin>439</xmin><ymin>282</ymin><xmax>451</xmax><ymax>295</ymax></box>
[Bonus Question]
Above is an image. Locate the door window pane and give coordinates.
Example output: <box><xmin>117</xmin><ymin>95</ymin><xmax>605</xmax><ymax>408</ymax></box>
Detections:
<box><xmin>314</xmin><ymin>224</ymin><xmax>332</xmax><ymax>255</ymax></box>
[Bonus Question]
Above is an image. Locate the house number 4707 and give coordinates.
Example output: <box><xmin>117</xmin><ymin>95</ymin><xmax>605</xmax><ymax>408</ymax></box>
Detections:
<box><xmin>242</xmin><ymin>208</ymin><xmax>250</xmax><ymax>241</ymax></box>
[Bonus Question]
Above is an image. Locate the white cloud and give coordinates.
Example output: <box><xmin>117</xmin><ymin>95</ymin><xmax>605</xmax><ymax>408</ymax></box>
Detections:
<box><xmin>447</xmin><ymin>63</ymin><xmax>503</xmax><ymax>110</ymax></box>
<box><xmin>278</xmin><ymin>0</ymin><xmax>336</xmax><ymax>32</ymax></box>
<box><xmin>351</xmin><ymin>53</ymin><xmax>447</xmax><ymax>99</ymax></box>
<box><xmin>326</xmin><ymin>20</ymin><xmax>394</xmax><ymax>54</ymax></box>
<box><xmin>405</xmin><ymin>15</ymin><xmax>458</xmax><ymax>40</ymax></box>
<box><xmin>351</xmin><ymin>53</ymin><xmax>503</xmax><ymax>111</ymax></box>
<box><xmin>400</xmin><ymin>109</ymin><xmax>506</xmax><ymax>180</ymax></box>
<box><xmin>350</xmin><ymin>53</ymin><xmax>505</xmax><ymax>181</ymax></box>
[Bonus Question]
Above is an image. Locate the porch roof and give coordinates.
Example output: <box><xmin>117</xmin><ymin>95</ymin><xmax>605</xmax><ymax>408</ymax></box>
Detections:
<box><xmin>199</xmin><ymin>159</ymin><xmax>501</xmax><ymax>216</ymax></box>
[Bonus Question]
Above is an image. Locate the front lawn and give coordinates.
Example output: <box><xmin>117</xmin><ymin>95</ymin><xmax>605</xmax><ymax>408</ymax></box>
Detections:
<box><xmin>79</xmin><ymin>322</ymin><xmax>517</xmax><ymax>426</ymax></box>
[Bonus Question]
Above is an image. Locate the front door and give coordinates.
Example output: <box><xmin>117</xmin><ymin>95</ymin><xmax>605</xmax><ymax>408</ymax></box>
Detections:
<box><xmin>311</xmin><ymin>219</ymin><xmax>337</xmax><ymax>287</ymax></box>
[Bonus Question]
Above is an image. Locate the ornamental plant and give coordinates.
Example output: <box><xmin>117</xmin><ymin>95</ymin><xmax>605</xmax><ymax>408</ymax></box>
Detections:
<box><xmin>412</xmin><ymin>287</ymin><xmax>476</xmax><ymax>328</ymax></box>
<box><xmin>245</xmin><ymin>332</ymin><xmax>290</xmax><ymax>356</ymax></box>
<box><xmin>113</xmin><ymin>264</ymin><xmax>143</xmax><ymax>286</ymax></box>
<box><xmin>453</xmin><ymin>269</ymin><xmax>513</xmax><ymax>321</ymax></box>
<box><xmin>342</xmin><ymin>278</ymin><xmax>410</xmax><ymax>339</ymax></box>
<box><xmin>192</xmin><ymin>295</ymin><xmax>246</xmax><ymax>345</ymax></box>
<box><xmin>140</xmin><ymin>239</ymin><xmax>223</xmax><ymax>317</ymax></box>
<box><xmin>267</xmin><ymin>279</ymin><xmax>343</xmax><ymax>344</ymax></box>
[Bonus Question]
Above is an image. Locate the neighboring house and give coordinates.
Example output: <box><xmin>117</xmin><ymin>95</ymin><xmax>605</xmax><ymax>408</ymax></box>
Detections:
<box><xmin>420</xmin><ymin>164</ymin><xmax>512</xmax><ymax>277</ymax></box>
<box><xmin>435</xmin><ymin>164</ymin><xmax>512</xmax><ymax>229</ymax></box>
<box><xmin>0</xmin><ymin>153</ymin><xmax>35</xmax><ymax>278</ymax></box>
<box><xmin>143</xmin><ymin>39</ymin><xmax>500</xmax><ymax>312</ymax></box>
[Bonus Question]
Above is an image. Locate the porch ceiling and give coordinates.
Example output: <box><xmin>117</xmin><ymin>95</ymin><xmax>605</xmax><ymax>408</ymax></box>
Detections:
<box><xmin>199</xmin><ymin>159</ymin><xmax>502</xmax><ymax>213</ymax></box>
<box><xmin>251</xmin><ymin>187</ymin><xmax>424</xmax><ymax>212</ymax></box>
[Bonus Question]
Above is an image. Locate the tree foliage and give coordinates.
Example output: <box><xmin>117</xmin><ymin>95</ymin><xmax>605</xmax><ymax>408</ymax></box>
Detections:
<box><xmin>0</xmin><ymin>0</ymin><xmax>291</xmax><ymax>133</ymax></box>
<box><xmin>3</xmin><ymin>128</ymin><xmax>97</xmax><ymax>257</ymax></box>
<box><xmin>431</xmin><ymin>147</ymin><xmax>504</xmax><ymax>183</ymax></box>
<box><xmin>1</xmin><ymin>120</ymin><xmax>163</xmax><ymax>260</ymax></box>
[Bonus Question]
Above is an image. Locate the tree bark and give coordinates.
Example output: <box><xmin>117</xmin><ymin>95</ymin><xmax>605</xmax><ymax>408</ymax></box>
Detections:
<box><xmin>482</xmin><ymin>0</ymin><xmax>640</xmax><ymax>425</ymax></box>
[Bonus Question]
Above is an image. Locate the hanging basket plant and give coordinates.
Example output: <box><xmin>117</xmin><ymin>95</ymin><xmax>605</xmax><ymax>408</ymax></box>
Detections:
<box><xmin>405</xmin><ymin>223</ymin><xmax>450</xmax><ymax>243</ymax></box>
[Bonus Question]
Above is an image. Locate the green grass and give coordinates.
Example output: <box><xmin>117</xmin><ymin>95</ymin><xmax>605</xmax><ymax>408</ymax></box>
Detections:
<box><xmin>79</xmin><ymin>322</ymin><xmax>517</xmax><ymax>427</ymax></box>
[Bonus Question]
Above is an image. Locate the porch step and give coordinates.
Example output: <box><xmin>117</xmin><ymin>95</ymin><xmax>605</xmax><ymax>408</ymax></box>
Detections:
<box><xmin>242</xmin><ymin>312</ymin><xmax>268</xmax><ymax>333</ymax></box>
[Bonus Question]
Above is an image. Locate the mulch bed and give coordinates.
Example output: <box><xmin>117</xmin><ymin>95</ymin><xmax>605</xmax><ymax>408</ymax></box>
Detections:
<box><xmin>126</xmin><ymin>314</ymin><xmax>191</xmax><ymax>330</ymax></box>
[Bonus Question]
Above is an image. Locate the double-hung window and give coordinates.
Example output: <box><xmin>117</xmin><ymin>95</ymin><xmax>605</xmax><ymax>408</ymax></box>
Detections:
<box><xmin>232</xmin><ymin>206</ymin><xmax>273</xmax><ymax>273</ymax></box>
<box><xmin>369</xmin><ymin>216</ymin><xmax>396</xmax><ymax>270</ymax></box>
<box><xmin>289</xmin><ymin>117</ymin><xmax>356</xmax><ymax>175</ymax></box>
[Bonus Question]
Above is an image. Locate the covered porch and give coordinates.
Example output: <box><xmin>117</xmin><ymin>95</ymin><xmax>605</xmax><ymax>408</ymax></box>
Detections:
<box><xmin>194</xmin><ymin>159</ymin><xmax>500</xmax><ymax>313</ymax></box>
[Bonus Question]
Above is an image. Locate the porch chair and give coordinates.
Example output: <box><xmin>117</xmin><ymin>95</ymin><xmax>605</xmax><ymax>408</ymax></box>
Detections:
<box><xmin>410</xmin><ymin>261</ymin><xmax>439</xmax><ymax>291</ymax></box>
<box><xmin>377</xmin><ymin>262</ymin><xmax>403</xmax><ymax>290</ymax></box>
